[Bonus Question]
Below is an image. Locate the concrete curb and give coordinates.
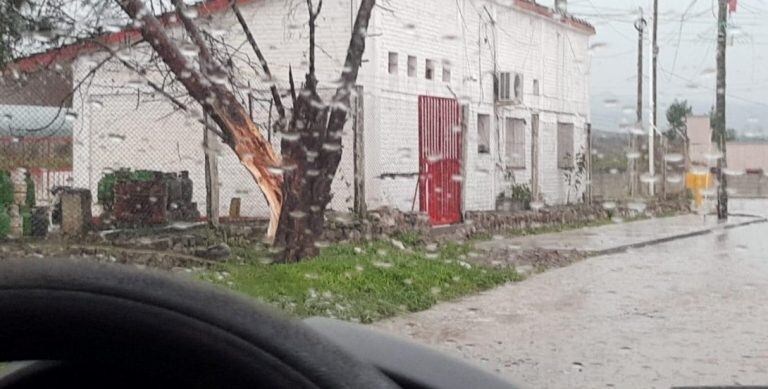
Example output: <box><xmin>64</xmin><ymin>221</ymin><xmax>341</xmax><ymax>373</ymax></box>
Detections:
<box><xmin>587</xmin><ymin>216</ymin><xmax>768</xmax><ymax>257</ymax></box>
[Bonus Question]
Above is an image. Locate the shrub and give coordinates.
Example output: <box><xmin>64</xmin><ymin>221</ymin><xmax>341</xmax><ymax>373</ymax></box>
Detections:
<box><xmin>0</xmin><ymin>171</ymin><xmax>12</xmax><ymax>209</ymax></box>
<box><xmin>21</xmin><ymin>206</ymin><xmax>31</xmax><ymax>236</ymax></box>
<box><xmin>509</xmin><ymin>183</ymin><xmax>532</xmax><ymax>203</ymax></box>
<box><xmin>0</xmin><ymin>207</ymin><xmax>9</xmax><ymax>238</ymax></box>
<box><xmin>98</xmin><ymin>169</ymin><xmax>157</xmax><ymax>206</ymax></box>
<box><xmin>24</xmin><ymin>172</ymin><xmax>35</xmax><ymax>208</ymax></box>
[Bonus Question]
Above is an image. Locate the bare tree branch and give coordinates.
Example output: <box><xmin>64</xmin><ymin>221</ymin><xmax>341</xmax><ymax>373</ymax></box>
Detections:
<box><xmin>288</xmin><ymin>65</ymin><xmax>297</xmax><ymax>105</ymax></box>
<box><xmin>325</xmin><ymin>0</ymin><xmax>374</xmax><ymax>138</ymax></box>
<box><xmin>116</xmin><ymin>0</ymin><xmax>284</xmax><ymax>240</ymax></box>
<box><xmin>24</xmin><ymin>53</ymin><xmax>114</xmax><ymax>133</ymax></box>
<box><xmin>91</xmin><ymin>39</ymin><xmax>193</xmax><ymax>115</ymax></box>
<box><xmin>232</xmin><ymin>3</ymin><xmax>286</xmax><ymax>125</ymax></box>
<box><xmin>305</xmin><ymin>0</ymin><xmax>322</xmax><ymax>89</ymax></box>
<box><xmin>169</xmin><ymin>0</ymin><xmax>224</xmax><ymax>76</ymax></box>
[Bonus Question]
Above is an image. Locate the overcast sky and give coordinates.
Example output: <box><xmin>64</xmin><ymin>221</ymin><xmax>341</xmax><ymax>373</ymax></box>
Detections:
<box><xmin>565</xmin><ymin>0</ymin><xmax>768</xmax><ymax>135</ymax></box>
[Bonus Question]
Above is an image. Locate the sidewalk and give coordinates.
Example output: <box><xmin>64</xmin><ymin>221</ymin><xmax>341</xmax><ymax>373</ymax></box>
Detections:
<box><xmin>476</xmin><ymin>213</ymin><xmax>766</xmax><ymax>256</ymax></box>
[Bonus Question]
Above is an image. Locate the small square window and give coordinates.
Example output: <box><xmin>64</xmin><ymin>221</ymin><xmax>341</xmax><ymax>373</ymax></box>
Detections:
<box><xmin>388</xmin><ymin>52</ymin><xmax>398</xmax><ymax>75</ymax></box>
<box><xmin>407</xmin><ymin>55</ymin><xmax>417</xmax><ymax>77</ymax></box>
<box><xmin>425</xmin><ymin>59</ymin><xmax>435</xmax><ymax>80</ymax></box>
<box><xmin>442</xmin><ymin>60</ymin><xmax>451</xmax><ymax>83</ymax></box>
<box><xmin>533</xmin><ymin>79</ymin><xmax>540</xmax><ymax>96</ymax></box>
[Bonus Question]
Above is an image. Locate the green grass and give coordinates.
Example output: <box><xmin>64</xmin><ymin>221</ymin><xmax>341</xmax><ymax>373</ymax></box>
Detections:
<box><xmin>503</xmin><ymin>218</ymin><xmax>615</xmax><ymax>237</ymax></box>
<box><xmin>200</xmin><ymin>241</ymin><xmax>520</xmax><ymax>323</ymax></box>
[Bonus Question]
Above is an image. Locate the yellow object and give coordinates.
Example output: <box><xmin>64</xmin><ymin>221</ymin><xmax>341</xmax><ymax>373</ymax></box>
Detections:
<box><xmin>685</xmin><ymin>171</ymin><xmax>713</xmax><ymax>207</ymax></box>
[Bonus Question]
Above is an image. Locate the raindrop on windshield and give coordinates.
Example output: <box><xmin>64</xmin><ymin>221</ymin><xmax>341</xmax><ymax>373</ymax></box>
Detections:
<box><xmin>107</xmin><ymin>133</ymin><xmax>126</xmax><ymax>144</ymax></box>
<box><xmin>628</xmin><ymin>201</ymin><xmax>646</xmax><ymax>213</ymax></box>
<box><xmin>289</xmin><ymin>210</ymin><xmax>307</xmax><ymax>219</ymax></box>
<box><xmin>372</xmin><ymin>261</ymin><xmax>393</xmax><ymax>269</ymax></box>
<box><xmin>588</xmin><ymin>42</ymin><xmax>607</xmax><ymax>52</ymax></box>
<box><xmin>689</xmin><ymin>166</ymin><xmax>709</xmax><ymax>176</ymax></box>
<box><xmin>639</xmin><ymin>173</ymin><xmax>659</xmax><ymax>184</ymax></box>
<box><xmin>90</xmin><ymin>99</ymin><xmax>104</xmax><ymax>110</ymax></box>
<box><xmin>666</xmin><ymin>174</ymin><xmax>683</xmax><ymax>184</ymax></box>
<box><xmin>182</xmin><ymin>7</ymin><xmax>199</xmax><ymax>19</ymax></box>
<box><xmin>703</xmin><ymin>152</ymin><xmax>723</xmax><ymax>161</ymax></box>
<box><xmin>664</xmin><ymin>153</ymin><xmax>683</xmax><ymax>163</ymax></box>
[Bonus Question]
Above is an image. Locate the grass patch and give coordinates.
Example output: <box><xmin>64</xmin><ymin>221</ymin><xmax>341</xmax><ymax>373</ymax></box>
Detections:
<box><xmin>503</xmin><ymin>218</ymin><xmax>615</xmax><ymax>237</ymax></box>
<box><xmin>200</xmin><ymin>241</ymin><xmax>519</xmax><ymax>323</ymax></box>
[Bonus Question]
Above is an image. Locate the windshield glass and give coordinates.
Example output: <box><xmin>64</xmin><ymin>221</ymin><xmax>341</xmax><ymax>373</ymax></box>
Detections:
<box><xmin>1</xmin><ymin>0</ymin><xmax>766</xmax><ymax>387</ymax></box>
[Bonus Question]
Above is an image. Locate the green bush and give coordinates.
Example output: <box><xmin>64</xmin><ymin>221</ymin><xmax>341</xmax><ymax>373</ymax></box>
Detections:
<box><xmin>0</xmin><ymin>171</ymin><xmax>12</xmax><ymax>209</ymax></box>
<box><xmin>0</xmin><ymin>207</ymin><xmax>9</xmax><ymax>239</ymax></box>
<box><xmin>509</xmin><ymin>183</ymin><xmax>532</xmax><ymax>203</ymax></box>
<box><xmin>25</xmin><ymin>172</ymin><xmax>35</xmax><ymax>208</ymax></box>
<box><xmin>97</xmin><ymin>173</ymin><xmax>117</xmax><ymax>205</ymax></box>
<box><xmin>98</xmin><ymin>169</ymin><xmax>157</xmax><ymax>206</ymax></box>
<box><xmin>21</xmin><ymin>206</ymin><xmax>31</xmax><ymax>237</ymax></box>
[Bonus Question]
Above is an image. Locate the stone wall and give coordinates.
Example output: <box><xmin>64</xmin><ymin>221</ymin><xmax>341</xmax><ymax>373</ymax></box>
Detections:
<box><xmin>323</xmin><ymin>208</ymin><xmax>431</xmax><ymax>243</ymax></box>
<box><xmin>728</xmin><ymin>174</ymin><xmax>768</xmax><ymax>198</ymax></box>
<box><xmin>463</xmin><ymin>198</ymin><xmax>690</xmax><ymax>237</ymax></box>
<box><xmin>322</xmin><ymin>198</ymin><xmax>690</xmax><ymax>243</ymax></box>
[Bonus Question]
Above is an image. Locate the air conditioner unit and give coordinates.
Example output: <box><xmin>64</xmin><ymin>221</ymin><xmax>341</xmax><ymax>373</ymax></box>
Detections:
<box><xmin>495</xmin><ymin>71</ymin><xmax>524</xmax><ymax>105</ymax></box>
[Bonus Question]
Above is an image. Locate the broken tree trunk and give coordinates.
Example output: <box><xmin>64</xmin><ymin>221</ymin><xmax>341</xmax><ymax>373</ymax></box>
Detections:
<box><xmin>273</xmin><ymin>0</ymin><xmax>375</xmax><ymax>262</ymax></box>
<box><xmin>117</xmin><ymin>0</ymin><xmax>283</xmax><ymax>239</ymax></box>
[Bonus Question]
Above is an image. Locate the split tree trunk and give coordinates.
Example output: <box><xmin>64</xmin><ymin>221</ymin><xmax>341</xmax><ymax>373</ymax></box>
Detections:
<box><xmin>274</xmin><ymin>0</ymin><xmax>375</xmax><ymax>262</ymax></box>
<box><xmin>118</xmin><ymin>0</ymin><xmax>375</xmax><ymax>260</ymax></box>
<box><xmin>117</xmin><ymin>0</ymin><xmax>284</xmax><ymax>239</ymax></box>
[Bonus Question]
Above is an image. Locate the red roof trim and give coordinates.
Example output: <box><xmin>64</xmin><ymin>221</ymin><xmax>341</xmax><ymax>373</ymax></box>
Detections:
<box><xmin>9</xmin><ymin>0</ymin><xmax>595</xmax><ymax>74</ymax></box>
<box><xmin>7</xmin><ymin>0</ymin><xmax>255</xmax><ymax>74</ymax></box>
<box><xmin>514</xmin><ymin>0</ymin><xmax>596</xmax><ymax>35</ymax></box>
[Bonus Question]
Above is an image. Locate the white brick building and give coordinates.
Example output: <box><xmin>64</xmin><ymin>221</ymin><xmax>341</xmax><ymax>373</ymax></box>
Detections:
<box><xmin>11</xmin><ymin>0</ymin><xmax>594</xmax><ymax>225</ymax></box>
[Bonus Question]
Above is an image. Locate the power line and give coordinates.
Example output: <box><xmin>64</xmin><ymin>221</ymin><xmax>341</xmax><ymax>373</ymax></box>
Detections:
<box><xmin>660</xmin><ymin>67</ymin><xmax>768</xmax><ymax>108</ymax></box>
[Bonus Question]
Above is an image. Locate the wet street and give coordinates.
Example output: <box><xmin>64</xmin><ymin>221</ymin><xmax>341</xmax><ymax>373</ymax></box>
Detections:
<box><xmin>375</xmin><ymin>200</ymin><xmax>768</xmax><ymax>388</ymax></box>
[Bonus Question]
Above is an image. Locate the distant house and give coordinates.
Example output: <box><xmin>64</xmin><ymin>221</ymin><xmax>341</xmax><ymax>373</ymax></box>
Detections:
<box><xmin>687</xmin><ymin>114</ymin><xmax>768</xmax><ymax>172</ymax></box>
<box><xmin>6</xmin><ymin>0</ymin><xmax>594</xmax><ymax>224</ymax></box>
<box><xmin>0</xmin><ymin>66</ymin><xmax>74</xmax><ymax>204</ymax></box>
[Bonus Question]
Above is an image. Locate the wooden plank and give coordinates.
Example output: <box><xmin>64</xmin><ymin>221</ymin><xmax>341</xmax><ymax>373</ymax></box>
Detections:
<box><xmin>203</xmin><ymin>111</ymin><xmax>220</xmax><ymax>227</ymax></box>
<box><xmin>229</xmin><ymin>197</ymin><xmax>241</xmax><ymax>219</ymax></box>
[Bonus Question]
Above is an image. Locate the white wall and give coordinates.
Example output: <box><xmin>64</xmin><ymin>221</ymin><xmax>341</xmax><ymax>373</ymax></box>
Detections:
<box><xmin>71</xmin><ymin>0</ymin><xmax>363</xmax><ymax>218</ymax></box>
<box><xmin>69</xmin><ymin>0</ymin><xmax>592</xmax><ymax>220</ymax></box>
<box><xmin>364</xmin><ymin>0</ymin><xmax>592</xmax><ymax>211</ymax></box>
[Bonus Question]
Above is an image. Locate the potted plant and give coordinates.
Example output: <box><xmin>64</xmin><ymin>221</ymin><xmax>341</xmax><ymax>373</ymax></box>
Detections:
<box><xmin>496</xmin><ymin>182</ymin><xmax>532</xmax><ymax>212</ymax></box>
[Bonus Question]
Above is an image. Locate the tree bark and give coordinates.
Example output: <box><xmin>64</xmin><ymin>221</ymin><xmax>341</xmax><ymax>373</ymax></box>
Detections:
<box><xmin>116</xmin><ymin>0</ymin><xmax>284</xmax><ymax>239</ymax></box>
<box><xmin>274</xmin><ymin>0</ymin><xmax>375</xmax><ymax>262</ymax></box>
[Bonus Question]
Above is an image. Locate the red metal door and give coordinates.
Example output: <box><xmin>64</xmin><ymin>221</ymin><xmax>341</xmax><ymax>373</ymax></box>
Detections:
<box><xmin>418</xmin><ymin>96</ymin><xmax>462</xmax><ymax>225</ymax></box>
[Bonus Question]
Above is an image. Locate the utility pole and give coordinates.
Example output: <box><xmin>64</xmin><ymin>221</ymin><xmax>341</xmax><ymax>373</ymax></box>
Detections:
<box><xmin>715</xmin><ymin>0</ymin><xmax>728</xmax><ymax>220</ymax></box>
<box><xmin>632</xmin><ymin>9</ymin><xmax>646</xmax><ymax>198</ymax></box>
<box><xmin>648</xmin><ymin>0</ymin><xmax>658</xmax><ymax>197</ymax></box>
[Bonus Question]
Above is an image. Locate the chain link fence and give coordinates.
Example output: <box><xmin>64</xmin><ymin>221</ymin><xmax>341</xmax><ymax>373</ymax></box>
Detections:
<box><xmin>1</xmin><ymin>66</ymin><xmax>75</xmax><ymax>238</ymax></box>
<box><xmin>1</xmin><ymin>55</ymin><xmax>360</xmax><ymax>238</ymax></box>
